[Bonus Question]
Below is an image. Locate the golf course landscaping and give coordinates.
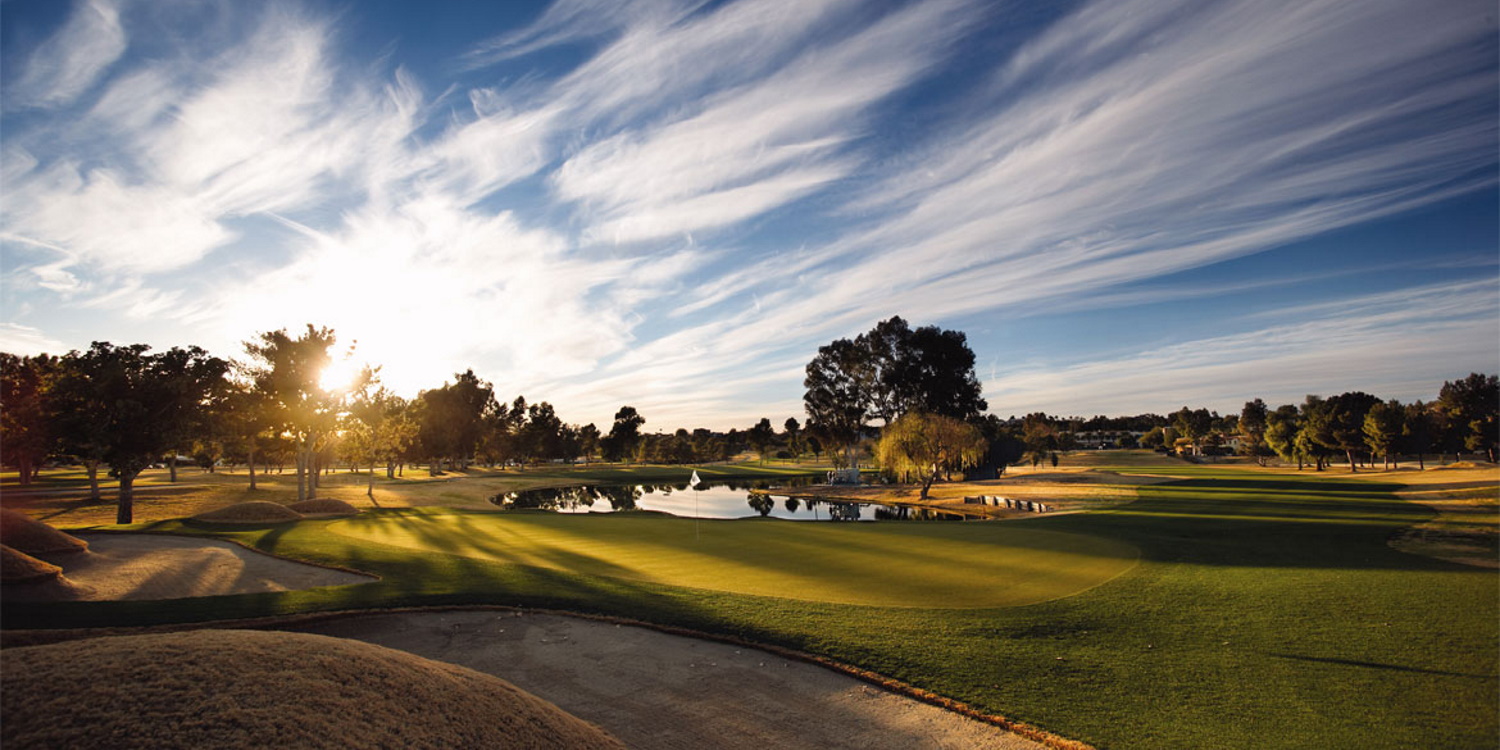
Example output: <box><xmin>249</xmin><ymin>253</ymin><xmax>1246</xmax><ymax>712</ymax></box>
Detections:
<box><xmin>2</xmin><ymin>454</ymin><xmax>1496</xmax><ymax>749</ymax></box>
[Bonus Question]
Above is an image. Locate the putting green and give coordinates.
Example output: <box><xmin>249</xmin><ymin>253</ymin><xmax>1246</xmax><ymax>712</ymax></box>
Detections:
<box><xmin>329</xmin><ymin>510</ymin><xmax>1139</xmax><ymax>608</ymax></box>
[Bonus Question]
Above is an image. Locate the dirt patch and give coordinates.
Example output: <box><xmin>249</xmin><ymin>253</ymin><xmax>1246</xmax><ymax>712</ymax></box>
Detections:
<box><xmin>1</xmin><ymin>534</ymin><xmax>375</xmax><ymax>602</ymax></box>
<box><xmin>293</xmin><ymin>610</ymin><xmax>1052</xmax><ymax>750</ymax></box>
<box><xmin>1</xmin><ymin>628</ymin><xmax>624</xmax><ymax>750</ymax></box>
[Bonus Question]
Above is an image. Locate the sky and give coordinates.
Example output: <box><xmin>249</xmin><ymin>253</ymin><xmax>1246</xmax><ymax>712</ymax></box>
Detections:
<box><xmin>1</xmin><ymin>0</ymin><xmax>1496</xmax><ymax>431</ymax></box>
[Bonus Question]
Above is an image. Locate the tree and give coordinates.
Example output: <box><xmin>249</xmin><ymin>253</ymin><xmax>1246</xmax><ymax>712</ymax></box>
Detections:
<box><xmin>1437</xmin><ymin>373</ymin><xmax>1499</xmax><ymax>462</ymax></box>
<box><xmin>60</xmin><ymin>342</ymin><xmax>227</xmax><ymax>523</ymax></box>
<box><xmin>602</xmin><ymin>406</ymin><xmax>645</xmax><ymax>462</ymax></box>
<box><xmin>1363</xmin><ymin>399</ymin><xmax>1405</xmax><ymax>469</ymax></box>
<box><xmin>803</xmin><ymin>316</ymin><xmax>987</xmax><ymax>466</ymax></box>
<box><xmin>244</xmin><ymin>325</ymin><xmax>341</xmax><ymax>501</ymax></box>
<box><xmin>803</xmin><ymin>338</ymin><xmax>872</xmax><ymax>467</ymax></box>
<box><xmin>1264</xmin><ymin>404</ymin><xmax>1302</xmax><ymax>469</ymax></box>
<box><xmin>0</xmin><ymin>353</ymin><xmax>59</xmax><ymax>486</ymax></box>
<box><xmin>783</xmin><ymin>417</ymin><xmax>802</xmax><ymax>458</ymax></box>
<box><xmin>1403</xmin><ymin>401</ymin><xmax>1439</xmax><ymax>470</ymax></box>
<box><xmin>748</xmin><ymin>418</ymin><xmax>776</xmax><ymax>463</ymax></box>
<box><xmin>1238</xmin><ymin>399</ymin><xmax>1272</xmax><ymax>465</ymax></box>
<box><xmin>1315</xmin><ymin>392</ymin><xmax>1380</xmax><ymax>472</ymax></box>
<box><xmin>874</xmin><ymin>412</ymin><xmax>987</xmax><ymax>500</ymax></box>
<box><xmin>577</xmin><ymin>423</ymin><xmax>601</xmax><ymax>465</ymax></box>
<box><xmin>417</xmin><ymin>370</ymin><xmax>495</xmax><ymax>471</ymax></box>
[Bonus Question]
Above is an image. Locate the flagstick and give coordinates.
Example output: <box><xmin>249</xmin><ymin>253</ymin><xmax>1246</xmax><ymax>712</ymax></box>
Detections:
<box><xmin>690</xmin><ymin>468</ymin><xmax>701</xmax><ymax>542</ymax></box>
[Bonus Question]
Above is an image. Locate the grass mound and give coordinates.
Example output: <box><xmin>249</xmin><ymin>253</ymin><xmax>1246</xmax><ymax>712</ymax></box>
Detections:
<box><xmin>287</xmin><ymin>498</ymin><xmax>360</xmax><ymax>517</ymax></box>
<box><xmin>0</xmin><ymin>544</ymin><xmax>63</xmax><ymax>583</ymax></box>
<box><xmin>0</xmin><ymin>629</ymin><xmax>625</xmax><ymax>750</ymax></box>
<box><xmin>0</xmin><ymin>508</ymin><xmax>88</xmax><ymax>557</ymax></box>
<box><xmin>193</xmin><ymin>501</ymin><xmax>303</xmax><ymax>524</ymax></box>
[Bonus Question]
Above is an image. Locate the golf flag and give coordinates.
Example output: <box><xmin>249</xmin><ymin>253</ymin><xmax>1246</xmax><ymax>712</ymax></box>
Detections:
<box><xmin>690</xmin><ymin>470</ymin><xmax>701</xmax><ymax>487</ymax></box>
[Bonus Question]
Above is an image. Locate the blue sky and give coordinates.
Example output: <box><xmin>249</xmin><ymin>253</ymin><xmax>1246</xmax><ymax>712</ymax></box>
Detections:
<box><xmin>2</xmin><ymin>0</ymin><xmax>1496</xmax><ymax>430</ymax></box>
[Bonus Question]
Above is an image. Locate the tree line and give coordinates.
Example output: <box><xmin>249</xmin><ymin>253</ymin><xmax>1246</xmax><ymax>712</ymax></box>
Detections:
<box><xmin>0</xmin><ymin>326</ymin><xmax>834</xmax><ymax>522</ymax></box>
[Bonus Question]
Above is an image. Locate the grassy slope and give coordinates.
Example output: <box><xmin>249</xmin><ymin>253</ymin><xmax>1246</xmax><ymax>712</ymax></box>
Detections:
<box><xmin>4</xmin><ymin>461</ymin><xmax>1496</xmax><ymax>749</ymax></box>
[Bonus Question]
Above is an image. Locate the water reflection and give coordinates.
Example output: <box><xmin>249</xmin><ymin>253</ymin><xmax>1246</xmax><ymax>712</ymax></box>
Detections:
<box><xmin>491</xmin><ymin>480</ymin><xmax>968</xmax><ymax>522</ymax></box>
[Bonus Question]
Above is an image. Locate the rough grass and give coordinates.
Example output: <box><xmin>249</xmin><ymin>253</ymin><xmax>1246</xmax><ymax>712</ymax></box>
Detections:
<box><xmin>287</xmin><ymin>498</ymin><xmax>361</xmax><ymax>517</ymax></box>
<box><xmin>0</xmin><ymin>508</ymin><xmax>88</xmax><ymax>557</ymax></box>
<box><xmin>0</xmin><ymin>629</ymin><xmax>624</xmax><ymax>750</ymax></box>
<box><xmin>0</xmin><ymin>545</ymin><xmax>63</xmax><ymax>583</ymax></box>
<box><xmin>6</xmin><ymin>463</ymin><xmax>1495</xmax><ymax>749</ymax></box>
<box><xmin>193</xmin><ymin>501</ymin><xmax>304</xmax><ymax>524</ymax></box>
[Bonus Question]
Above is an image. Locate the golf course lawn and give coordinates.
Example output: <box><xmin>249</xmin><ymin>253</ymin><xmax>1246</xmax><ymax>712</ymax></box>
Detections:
<box><xmin>327</xmin><ymin>509</ymin><xmax>1140</xmax><ymax>608</ymax></box>
<box><xmin>7</xmin><ymin>461</ymin><xmax>1496</xmax><ymax>750</ymax></box>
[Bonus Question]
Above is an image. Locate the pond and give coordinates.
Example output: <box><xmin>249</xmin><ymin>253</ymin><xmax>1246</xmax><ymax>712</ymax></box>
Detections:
<box><xmin>490</xmin><ymin>480</ymin><xmax>972</xmax><ymax>521</ymax></box>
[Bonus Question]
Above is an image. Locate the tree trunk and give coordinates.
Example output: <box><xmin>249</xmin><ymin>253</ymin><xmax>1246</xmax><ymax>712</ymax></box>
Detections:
<box><xmin>247</xmin><ymin>446</ymin><xmax>258</xmax><ymax>491</ymax></box>
<box><xmin>1346</xmin><ymin>450</ymin><xmax>1358</xmax><ymax>473</ymax></box>
<box><xmin>367</xmin><ymin>464</ymin><xmax>375</xmax><ymax>498</ymax></box>
<box><xmin>117</xmin><ymin>472</ymin><xmax>137</xmax><ymax>524</ymax></box>
<box><xmin>85</xmin><ymin>459</ymin><xmax>102</xmax><ymax>501</ymax></box>
<box><xmin>919</xmin><ymin>463</ymin><xmax>940</xmax><ymax>500</ymax></box>
<box><xmin>169</xmin><ymin>453</ymin><xmax>178</xmax><ymax>482</ymax></box>
<box><xmin>1416</xmin><ymin>452</ymin><xmax>1426</xmax><ymax>470</ymax></box>
<box><xmin>296</xmin><ymin>448</ymin><xmax>308</xmax><ymax>502</ymax></box>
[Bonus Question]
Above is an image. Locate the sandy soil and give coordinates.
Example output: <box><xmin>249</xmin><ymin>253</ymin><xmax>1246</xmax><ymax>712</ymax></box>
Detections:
<box><xmin>293</xmin><ymin>610</ymin><xmax>1050</xmax><ymax>750</ymax></box>
<box><xmin>2</xmin><ymin>533</ymin><xmax>374</xmax><ymax>601</ymax></box>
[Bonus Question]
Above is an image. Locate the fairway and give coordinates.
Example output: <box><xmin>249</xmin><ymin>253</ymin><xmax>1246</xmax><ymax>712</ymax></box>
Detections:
<box><xmin>329</xmin><ymin>510</ymin><xmax>1139</xmax><ymax>608</ymax></box>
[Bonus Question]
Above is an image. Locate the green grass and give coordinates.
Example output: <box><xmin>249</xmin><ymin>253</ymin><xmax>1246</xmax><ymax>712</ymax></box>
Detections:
<box><xmin>327</xmin><ymin>509</ymin><xmax>1138</xmax><ymax>607</ymax></box>
<box><xmin>4</xmin><ymin>465</ymin><xmax>1495</xmax><ymax>749</ymax></box>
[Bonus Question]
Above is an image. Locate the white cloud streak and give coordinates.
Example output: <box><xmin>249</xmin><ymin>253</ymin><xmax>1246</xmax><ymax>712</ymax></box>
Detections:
<box><xmin>8</xmin><ymin>0</ymin><xmax>127</xmax><ymax>109</ymax></box>
<box><xmin>1</xmin><ymin>0</ymin><xmax>1493</xmax><ymax>430</ymax></box>
<box><xmin>982</xmin><ymin>280</ymin><xmax>1500</xmax><ymax>417</ymax></box>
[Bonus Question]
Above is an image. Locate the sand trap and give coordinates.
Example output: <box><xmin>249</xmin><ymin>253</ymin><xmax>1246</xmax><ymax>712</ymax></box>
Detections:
<box><xmin>1</xmin><ymin>629</ymin><xmax>624</xmax><ymax>750</ymax></box>
<box><xmin>2</xmin><ymin>534</ymin><xmax>374</xmax><ymax>602</ymax></box>
<box><xmin>294</xmin><ymin>610</ymin><xmax>1050</xmax><ymax>750</ymax></box>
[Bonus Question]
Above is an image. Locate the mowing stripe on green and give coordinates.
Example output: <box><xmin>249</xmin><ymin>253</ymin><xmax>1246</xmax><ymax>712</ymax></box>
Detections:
<box><xmin>329</xmin><ymin>510</ymin><xmax>1140</xmax><ymax>608</ymax></box>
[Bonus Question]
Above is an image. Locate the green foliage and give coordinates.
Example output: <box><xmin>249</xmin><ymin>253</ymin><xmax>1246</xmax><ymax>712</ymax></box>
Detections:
<box><xmin>874</xmin><ymin>411</ymin><xmax>987</xmax><ymax>498</ymax></box>
<box><xmin>803</xmin><ymin>316</ymin><xmax>987</xmax><ymax>463</ymax></box>
<box><xmin>1438</xmin><ymin>373</ymin><xmax>1499</xmax><ymax>461</ymax></box>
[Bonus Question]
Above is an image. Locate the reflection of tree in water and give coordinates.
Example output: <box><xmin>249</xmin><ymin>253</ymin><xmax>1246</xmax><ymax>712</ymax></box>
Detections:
<box><xmin>784</xmin><ymin>497</ymin><xmax>800</xmax><ymax>513</ymax></box>
<box><xmin>873</xmin><ymin>505</ymin><xmax>963</xmax><ymax>521</ymax></box>
<box><xmin>746</xmin><ymin>494</ymin><xmax>775</xmax><ymax>517</ymax></box>
<box><xmin>494</xmin><ymin>486</ymin><xmax>596</xmax><ymax>511</ymax></box>
<box><xmin>595</xmin><ymin>484</ymin><xmax>641</xmax><ymax>511</ymax></box>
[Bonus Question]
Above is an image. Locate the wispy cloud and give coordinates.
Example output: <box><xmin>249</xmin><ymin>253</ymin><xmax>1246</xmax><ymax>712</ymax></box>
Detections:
<box><xmin>983</xmin><ymin>280</ymin><xmax>1500</xmax><ymax>416</ymax></box>
<box><xmin>0</xmin><ymin>323</ymin><xmax>68</xmax><ymax>357</ymax></box>
<box><xmin>7</xmin><ymin>0</ymin><xmax>126</xmax><ymax>109</ymax></box>
<box><xmin>1</xmin><ymin>0</ymin><xmax>1493</xmax><ymax>429</ymax></box>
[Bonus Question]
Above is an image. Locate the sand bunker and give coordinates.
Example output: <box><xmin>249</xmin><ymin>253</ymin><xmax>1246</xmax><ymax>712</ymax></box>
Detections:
<box><xmin>1</xmin><ymin>534</ymin><xmax>374</xmax><ymax>602</ymax></box>
<box><xmin>1</xmin><ymin>629</ymin><xmax>624</xmax><ymax>750</ymax></box>
<box><xmin>0</xmin><ymin>508</ymin><xmax>89</xmax><ymax>557</ymax></box>
<box><xmin>297</xmin><ymin>611</ymin><xmax>1050</xmax><ymax>750</ymax></box>
<box><xmin>194</xmin><ymin>500</ymin><xmax>304</xmax><ymax>524</ymax></box>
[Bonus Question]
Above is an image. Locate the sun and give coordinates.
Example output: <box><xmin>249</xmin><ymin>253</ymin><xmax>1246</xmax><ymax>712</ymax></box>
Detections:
<box><xmin>318</xmin><ymin>356</ymin><xmax>362</xmax><ymax>394</ymax></box>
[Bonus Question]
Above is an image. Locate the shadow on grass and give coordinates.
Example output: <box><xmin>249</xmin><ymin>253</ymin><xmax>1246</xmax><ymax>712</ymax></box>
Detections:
<box><xmin>1270</xmin><ymin>653</ymin><xmax>1495</xmax><ymax>680</ymax></box>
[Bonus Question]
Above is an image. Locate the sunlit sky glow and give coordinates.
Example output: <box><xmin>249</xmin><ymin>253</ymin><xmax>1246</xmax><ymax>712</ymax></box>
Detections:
<box><xmin>2</xmin><ymin>0</ymin><xmax>1496</xmax><ymax>430</ymax></box>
